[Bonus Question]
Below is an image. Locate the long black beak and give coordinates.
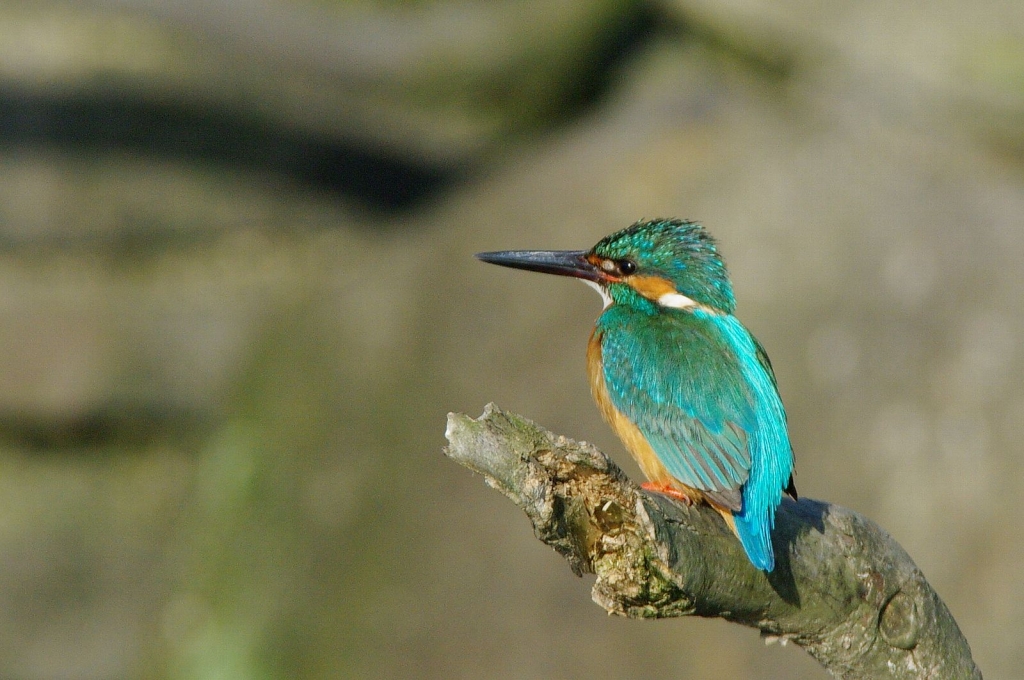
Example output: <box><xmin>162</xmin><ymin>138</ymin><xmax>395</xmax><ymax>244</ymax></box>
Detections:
<box><xmin>475</xmin><ymin>250</ymin><xmax>605</xmax><ymax>282</ymax></box>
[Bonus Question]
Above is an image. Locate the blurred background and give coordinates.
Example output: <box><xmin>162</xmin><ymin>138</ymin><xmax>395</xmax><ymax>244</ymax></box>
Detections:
<box><xmin>0</xmin><ymin>0</ymin><xmax>1021</xmax><ymax>678</ymax></box>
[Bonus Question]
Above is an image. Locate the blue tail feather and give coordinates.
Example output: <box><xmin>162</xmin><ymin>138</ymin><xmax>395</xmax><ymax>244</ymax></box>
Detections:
<box><xmin>732</xmin><ymin>505</ymin><xmax>775</xmax><ymax>572</ymax></box>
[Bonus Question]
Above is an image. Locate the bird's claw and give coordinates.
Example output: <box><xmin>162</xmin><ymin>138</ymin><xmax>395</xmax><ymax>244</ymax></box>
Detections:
<box><xmin>641</xmin><ymin>482</ymin><xmax>693</xmax><ymax>506</ymax></box>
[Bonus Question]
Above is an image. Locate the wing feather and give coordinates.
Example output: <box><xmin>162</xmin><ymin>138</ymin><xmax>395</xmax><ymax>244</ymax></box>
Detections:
<box><xmin>599</xmin><ymin>307</ymin><xmax>757</xmax><ymax>497</ymax></box>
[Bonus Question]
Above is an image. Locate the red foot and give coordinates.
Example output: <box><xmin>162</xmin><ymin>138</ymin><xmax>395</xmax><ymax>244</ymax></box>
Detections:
<box><xmin>641</xmin><ymin>482</ymin><xmax>693</xmax><ymax>506</ymax></box>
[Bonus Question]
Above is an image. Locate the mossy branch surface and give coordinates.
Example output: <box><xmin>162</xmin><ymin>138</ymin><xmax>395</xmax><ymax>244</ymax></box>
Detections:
<box><xmin>444</xmin><ymin>404</ymin><xmax>981</xmax><ymax>680</ymax></box>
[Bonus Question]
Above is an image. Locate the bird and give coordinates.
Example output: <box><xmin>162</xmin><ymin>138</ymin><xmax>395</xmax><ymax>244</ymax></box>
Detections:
<box><xmin>476</xmin><ymin>218</ymin><xmax>796</xmax><ymax>571</ymax></box>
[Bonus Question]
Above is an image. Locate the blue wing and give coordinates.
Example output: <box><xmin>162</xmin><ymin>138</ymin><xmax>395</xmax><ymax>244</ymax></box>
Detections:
<box><xmin>598</xmin><ymin>306</ymin><xmax>793</xmax><ymax>570</ymax></box>
<box><xmin>599</xmin><ymin>307</ymin><xmax>759</xmax><ymax>499</ymax></box>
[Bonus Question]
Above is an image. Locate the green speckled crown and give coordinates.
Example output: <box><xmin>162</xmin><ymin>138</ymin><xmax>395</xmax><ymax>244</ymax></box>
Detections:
<box><xmin>592</xmin><ymin>218</ymin><xmax>736</xmax><ymax>312</ymax></box>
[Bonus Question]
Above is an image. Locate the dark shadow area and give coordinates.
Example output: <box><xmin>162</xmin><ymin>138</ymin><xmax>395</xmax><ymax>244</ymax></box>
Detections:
<box><xmin>783</xmin><ymin>496</ymin><xmax>829</xmax><ymax>535</ymax></box>
<box><xmin>0</xmin><ymin>89</ymin><xmax>457</xmax><ymax>213</ymax></box>
<box><xmin>767</xmin><ymin>497</ymin><xmax>830</xmax><ymax>604</ymax></box>
<box><xmin>0</xmin><ymin>7</ymin><xmax>665</xmax><ymax>215</ymax></box>
<box><xmin>0</xmin><ymin>405</ymin><xmax>214</xmax><ymax>452</ymax></box>
<box><xmin>538</xmin><ymin>3</ymin><xmax>662</xmax><ymax>128</ymax></box>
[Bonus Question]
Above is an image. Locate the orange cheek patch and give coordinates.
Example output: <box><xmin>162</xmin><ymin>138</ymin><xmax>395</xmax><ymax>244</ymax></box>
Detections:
<box><xmin>627</xmin><ymin>275</ymin><xmax>677</xmax><ymax>301</ymax></box>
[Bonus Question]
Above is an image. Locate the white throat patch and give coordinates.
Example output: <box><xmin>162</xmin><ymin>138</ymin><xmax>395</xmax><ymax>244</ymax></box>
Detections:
<box><xmin>582</xmin><ymin>279</ymin><xmax>613</xmax><ymax>309</ymax></box>
<box><xmin>657</xmin><ymin>292</ymin><xmax>697</xmax><ymax>309</ymax></box>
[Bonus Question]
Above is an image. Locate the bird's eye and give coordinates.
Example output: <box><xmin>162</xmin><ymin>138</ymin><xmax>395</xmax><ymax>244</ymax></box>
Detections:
<box><xmin>618</xmin><ymin>259</ymin><xmax>637</xmax><ymax>275</ymax></box>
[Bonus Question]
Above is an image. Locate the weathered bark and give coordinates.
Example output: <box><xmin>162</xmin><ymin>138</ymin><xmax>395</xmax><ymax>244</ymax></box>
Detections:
<box><xmin>444</xmin><ymin>404</ymin><xmax>981</xmax><ymax>680</ymax></box>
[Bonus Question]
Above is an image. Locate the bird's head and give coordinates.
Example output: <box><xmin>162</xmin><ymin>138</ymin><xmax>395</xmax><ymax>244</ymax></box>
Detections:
<box><xmin>476</xmin><ymin>218</ymin><xmax>735</xmax><ymax>313</ymax></box>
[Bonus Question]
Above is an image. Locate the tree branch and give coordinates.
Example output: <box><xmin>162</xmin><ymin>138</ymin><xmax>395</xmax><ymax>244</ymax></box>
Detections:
<box><xmin>444</xmin><ymin>404</ymin><xmax>982</xmax><ymax>679</ymax></box>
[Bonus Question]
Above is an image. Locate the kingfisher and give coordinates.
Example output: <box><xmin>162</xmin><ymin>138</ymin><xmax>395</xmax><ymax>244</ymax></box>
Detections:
<box><xmin>476</xmin><ymin>218</ymin><xmax>796</xmax><ymax>571</ymax></box>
